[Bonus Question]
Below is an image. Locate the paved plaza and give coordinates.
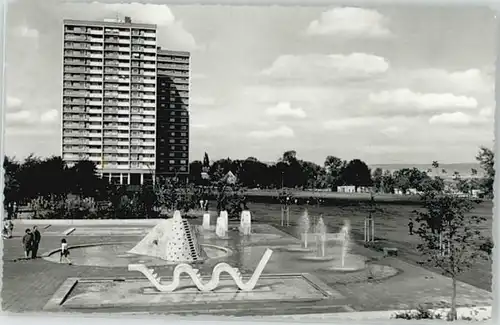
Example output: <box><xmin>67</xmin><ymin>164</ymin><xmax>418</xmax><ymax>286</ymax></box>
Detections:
<box><xmin>1</xmin><ymin>219</ymin><xmax>493</xmax><ymax>317</ymax></box>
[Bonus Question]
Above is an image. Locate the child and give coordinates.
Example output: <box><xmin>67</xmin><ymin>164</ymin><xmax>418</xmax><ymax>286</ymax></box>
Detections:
<box><xmin>59</xmin><ymin>238</ymin><xmax>72</xmax><ymax>264</ymax></box>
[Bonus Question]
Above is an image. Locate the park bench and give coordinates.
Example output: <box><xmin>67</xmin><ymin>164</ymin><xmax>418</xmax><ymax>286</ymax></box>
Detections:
<box><xmin>383</xmin><ymin>247</ymin><xmax>398</xmax><ymax>257</ymax></box>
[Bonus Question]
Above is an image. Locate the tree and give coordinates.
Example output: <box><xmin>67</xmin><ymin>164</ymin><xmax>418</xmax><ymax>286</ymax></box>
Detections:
<box><xmin>67</xmin><ymin>160</ymin><xmax>100</xmax><ymax>198</ymax></box>
<box><xmin>3</xmin><ymin>156</ymin><xmax>21</xmax><ymax>219</ymax></box>
<box><xmin>393</xmin><ymin>168</ymin><xmax>431</xmax><ymax>193</ymax></box>
<box><xmin>188</xmin><ymin>160</ymin><xmax>203</xmax><ymax>185</ymax></box>
<box><xmin>394</xmin><ymin>172</ymin><xmax>410</xmax><ymax>194</ymax></box>
<box><xmin>203</xmin><ymin>152</ymin><xmax>210</xmax><ymax>168</ymax></box>
<box><xmin>476</xmin><ymin>146</ymin><xmax>494</xmax><ymax>197</ymax></box>
<box><xmin>414</xmin><ymin>191</ymin><xmax>488</xmax><ymax>320</ymax></box>
<box><xmin>324</xmin><ymin>155</ymin><xmax>345</xmax><ymax>190</ymax></box>
<box><xmin>341</xmin><ymin>159</ymin><xmax>372</xmax><ymax>190</ymax></box>
<box><xmin>371</xmin><ymin>168</ymin><xmax>384</xmax><ymax>192</ymax></box>
<box><xmin>380</xmin><ymin>170</ymin><xmax>395</xmax><ymax>193</ymax></box>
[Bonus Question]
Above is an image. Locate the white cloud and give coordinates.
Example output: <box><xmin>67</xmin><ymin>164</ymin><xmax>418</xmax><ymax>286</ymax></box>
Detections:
<box><xmin>406</xmin><ymin>68</ymin><xmax>494</xmax><ymax>94</ymax></box>
<box><xmin>369</xmin><ymin>88</ymin><xmax>478</xmax><ymax>111</ymax></box>
<box><xmin>243</xmin><ymin>85</ymin><xmax>346</xmax><ymax>107</ymax></box>
<box><xmin>247</xmin><ymin>126</ymin><xmax>295</xmax><ymax>139</ymax></box>
<box><xmin>101</xmin><ymin>3</ymin><xmax>176</xmax><ymax>25</ymax></box>
<box><xmin>76</xmin><ymin>3</ymin><xmax>198</xmax><ymax>51</ymax></box>
<box><xmin>428</xmin><ymin>112</ymin><xmax>472</xmax><ymax>126</ymax></box>
<box><xmin>262</xmin><ymin>53</ymin><xmax>389</xmax><ymax>80</ymax></box>
<box><xmin>479</xmin><ymin>106</ymin><xmax>494</xmax><ymax>118</ymax></box>
<box><xmin>40</xmin><ymin>109</ymin><xmax>58</xmax><ymax>123</ymax></box>
<box><xmin>6</xmin><ymin>96</ymin><xmax>22</xmax><ymax>109</ymax></box>
<box><xmin>161</xmin><ymin>21</ymin><xmax>198</xmax><ymax>51</ymax></box>
<box><xmin>380</xmin><ymin>126</ymin><xmax>405</xmax><ymax>137</ymax></box>
<box><xmin>306</xmin><ymin>7</ymin><xmax>392</xmax><ymax>38</ymax></box>
<box><xmin>266</xmin><ymin>102</ymin><xmax>306</xmax><ymax>119</ymax></box>
<box><xmin>6</xmin><ymin>110</ymin><xmax>32</xmax><ymax>123</ymax></box>
<box><xmin>323</xmin><ymin>116</ymin><xmax>385</xmax><ymax>130</ymax></box>
<box><xmin>15</xmin><ymin>25</ymin><xmax>39</xmax><ymax>38</ymax></box>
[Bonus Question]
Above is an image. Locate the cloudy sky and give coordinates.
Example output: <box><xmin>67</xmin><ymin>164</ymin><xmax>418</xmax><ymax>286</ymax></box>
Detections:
<box><xmin>4</xmin><ymin>0</ymin><xmax>496</xmax><ymax>165</ymax></box>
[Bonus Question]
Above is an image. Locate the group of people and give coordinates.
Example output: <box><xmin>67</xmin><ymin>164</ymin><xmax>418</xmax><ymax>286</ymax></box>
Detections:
<box><xmin>20</xmin><ymin>227</ymin><xmax>71</xmax><ymax>263</ymax></box>
<box><xmin>21</xmin><ymin>226</ymin><xmax>42</xmax><ymax>259</ymax></box>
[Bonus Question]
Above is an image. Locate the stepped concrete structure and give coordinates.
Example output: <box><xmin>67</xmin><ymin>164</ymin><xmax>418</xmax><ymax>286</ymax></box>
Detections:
<box><xmin>128</xmin><ymin>210</ymin><xmax>206</xmax><ymax>262</ymax></box>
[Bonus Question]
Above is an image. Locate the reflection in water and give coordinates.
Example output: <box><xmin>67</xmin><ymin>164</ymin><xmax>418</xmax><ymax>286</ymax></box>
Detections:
<box><xmin>44</xmin><ymin>243</ymin><xmax>229</xmax><ymax>268</ymax></box>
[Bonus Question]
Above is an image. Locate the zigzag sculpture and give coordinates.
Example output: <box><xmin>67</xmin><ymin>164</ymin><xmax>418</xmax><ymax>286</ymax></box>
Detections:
<box><xmin>128</xmin><ymin>248</ymin><xmax>273</xmax><ymax>292</ymax></box>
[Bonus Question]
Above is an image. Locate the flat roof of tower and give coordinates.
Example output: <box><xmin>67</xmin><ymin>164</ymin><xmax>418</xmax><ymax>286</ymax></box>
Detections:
<box><xmin>63</xmin><ymin>19</ymin><xmax>156</xmax><ymax>29</ymax></box>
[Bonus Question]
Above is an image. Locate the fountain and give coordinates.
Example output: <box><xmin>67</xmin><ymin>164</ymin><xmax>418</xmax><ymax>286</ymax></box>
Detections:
<box><xmin>299</xmin><ymin>210</ymin><xmax>310</xmax><ymax>248</ymax></box>
<box><xmin>202</xmin><ymin>212</ymin><xmax>211</xmax><ymax>230</ymax></box>
<box><xmin>297</xmin><ymin>216</ymin><xmax>335</xmax><ymax>261</ymax></box>
<box><xmin>340</xmin><ymin>219</ymin><xmax>350</xmax><ymax>268</ymax></box>
<box><xmin>315</xmin><ymin>217</ymin><xmax>326</xmax><ymax>257</ymax></box>
<box><xmin>239</xmin><ymin>210</ymin><xmax>252</xmax><ymax>236</ymax></box>
<box><xmin>326</xmin><ymin>219</ymin><xmax>365</xmax><ymax>271</ymax></box>
<box><xmin>283</xmin><ymin>209</ymin><xmax>314</xmax><ymax>252</ymax></box>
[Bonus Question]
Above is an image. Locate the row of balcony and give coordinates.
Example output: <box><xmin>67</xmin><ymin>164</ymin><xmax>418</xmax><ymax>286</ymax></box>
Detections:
<box><xmin>64</xmin><ymin>74</ymin><xmax>101</xmax><ymax>82</ymax></box>
<box><xmin>157</xmin><ymin>56</ymin><xmax>189</xmax><ymax>63</ymax></box>
<box><xmin>157</xmin><ymin>63</ymin><xmax>189</xmax><ymax>71</ymax></box>
<box><xmin>63</xmin><ymin>146</ymin><xmax>156</xmax><ymax>154</ymax></box>
<box><xmin>65</xmin><ymin>43</ymin><xmax>103</xmax><ymax>50</ymax></box>
<box><xmin>157</xmin><ymin>69</ymin><xmax>188</xmax><ymax>77</ymax></box>
<box><xmin>160</xmin><ymin>84</ymin><xmax>189</xmax><ymax>91</ymax></box>
<box><xmin>63</xmin><ymin>114</ymin><xmax>157</xmax><ymax>121</ymax></box>
<box><xmin>64</xmin><ymin>59</ymin><xmax>103</xmax><ymax>66</ymax></box>
<box><xmin>63</xmin><ymin>107</ymin><xmax>156</xmax><ymax>115</ymax></box>
<box><xmin>63</xmin><ymin>99</ymin><xmax>103</xmax><ymax>105</ymax></box>
<box><xmin>64</xmin><ymin>34</ymin><xmax>104</xmax><ymax>42</ymax></box>
<box><xmin>63</xmin><ymin>155</ymin><xmax>156</xmax><ymax>163</ymax></box>
<box><xmin>64</xmin><ymin>131</ymin><xmax>156</xmax><ymax>138</ymax></box>
<box><xmin>65</xmin><ymin>27</ymin><xmax>103</xmax><ymax>34</ymax></box>
<box><xmin>64</xmin><ymin>66</ymin><xmax>103</xmax><ymax>73</ymax></box>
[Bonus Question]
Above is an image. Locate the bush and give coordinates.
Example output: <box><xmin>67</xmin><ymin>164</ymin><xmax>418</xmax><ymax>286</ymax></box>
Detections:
<box><xmin>392</xmin><ymin>305</ymin><xmax>442</xmax><ymax>320</ymax></box>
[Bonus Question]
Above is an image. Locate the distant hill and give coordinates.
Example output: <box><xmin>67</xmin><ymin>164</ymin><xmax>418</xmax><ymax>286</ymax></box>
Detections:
<box><xmin>369</xmin><ymin>163</ymin><xmax>484</xmax><ymax>178</ymax></box>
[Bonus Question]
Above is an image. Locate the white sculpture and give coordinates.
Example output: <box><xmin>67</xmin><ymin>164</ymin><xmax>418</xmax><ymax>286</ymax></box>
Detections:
<box><xmin>219</xmin><ymin>210</ymin><xmax>229</xmax><ymax>231</ymax></box>
<box><xmin>128</xmin><ymin>210</ymin><xmax>205</xmax><ymax>262</ymax></box>
<box><xmin>215</xmin><ymin>216</ymin><xmax>226</xmax><ymax>237</ymax></box>
<box><xmin>240</xmin><ymin>210</ymin><xmax>251</xmax><ymax>236</ymax></box>
<box><xmin>202</xmin><ymin>213</ymin><xmax>211</xmax><ymax>230</ymax></box>
<box><xmin>128</xmin><ymin>249</ymin><xmax>273</xmax><ymax>292</ymax></box>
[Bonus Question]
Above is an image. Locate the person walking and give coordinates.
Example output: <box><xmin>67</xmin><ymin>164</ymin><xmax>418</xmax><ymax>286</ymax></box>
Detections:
<box><xmin>59</xmin><ymin>238</ymin><xmax>72</xmax><ymax>264</ymax></box>
<box><xmin>31</xmin><ymin>226</ymin><xmax>41</xmax><ymax>259</ymax></box>
<box><xmin>21</xmin><ymin>229</ymin><xmax>33</xmax><ymax>259</ymax></box>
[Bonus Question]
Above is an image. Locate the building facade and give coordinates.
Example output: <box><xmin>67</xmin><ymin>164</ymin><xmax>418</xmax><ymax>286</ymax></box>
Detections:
<box><xmin>62</xmin><ymin>17</ymin><xmax>190</xmax><ymax>184</ymax></box>
<box><xmin>156</xmin><ymin>48</ymin><xmax>190</xmax><ymax>179</ymax></box>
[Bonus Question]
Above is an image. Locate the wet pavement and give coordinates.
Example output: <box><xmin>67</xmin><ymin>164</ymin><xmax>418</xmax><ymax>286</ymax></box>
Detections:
<box><xmin>2</xmin><ymin>220</ymin><xmax>493</xmax><ymax>316</ymax></box>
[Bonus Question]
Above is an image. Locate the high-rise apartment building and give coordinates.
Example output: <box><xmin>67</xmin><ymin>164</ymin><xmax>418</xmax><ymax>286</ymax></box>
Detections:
<box><xmin>156</xmin><ymin>48</ymin><xmax>190</xmax><ymax>178</ymax></box>
<box><xmin>62</xmin><ymin>17</ymin><xmax>190</xmax><ymax>185</ymax></box>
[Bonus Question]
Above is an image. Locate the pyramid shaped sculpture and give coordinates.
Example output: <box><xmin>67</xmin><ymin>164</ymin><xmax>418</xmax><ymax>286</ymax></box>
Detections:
<box><xmin>129</xmin><ymin>210</ymin><xmax>206</xmax><ymax>262</ymax></box>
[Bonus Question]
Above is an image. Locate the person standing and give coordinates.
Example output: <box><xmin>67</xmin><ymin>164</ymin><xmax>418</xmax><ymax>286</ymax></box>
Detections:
<box><xmin>408</xmin><ymin>219</ymin><xmax>414</xmax><ymax>235</ymax></box>
<box><xmin>59</xmin><ymin>238</ymin><xmax>72</xmax><ymax>264</ymax></box>
<box><xmin>21</xmin><ymin>229</ymin><xmax>33</xmax><ymax>259</ymax></box>
<box><xmin>31</xmin><ymin>226</ymin><xmax>41</xmax><ymax>259</ymax></box>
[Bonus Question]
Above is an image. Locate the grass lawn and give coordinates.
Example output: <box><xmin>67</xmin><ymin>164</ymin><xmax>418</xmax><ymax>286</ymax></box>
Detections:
<box><xmin>245</xmin><ymin>200</ymin><xmax>493</xmax><ymax>292</ymax></box>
